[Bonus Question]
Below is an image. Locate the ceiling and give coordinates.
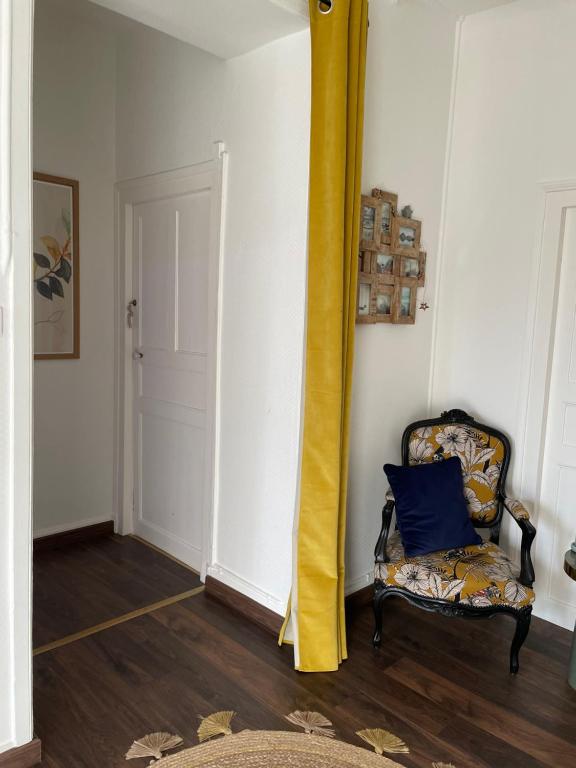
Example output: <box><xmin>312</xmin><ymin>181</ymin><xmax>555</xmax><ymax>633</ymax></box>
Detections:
<box><xmin>436</xmin><ymin>0</ymin><xmax>519</xmax><ymax>15</ymax></box>
<box><xmin>89</xmin><ymin>0</ymin><xmax>309</xmax><ymax>59</ymax></box>
<box><xmin>88</xmin><ymin>1</ymin><xmax>521</xmax><ymax>60</ymax></box>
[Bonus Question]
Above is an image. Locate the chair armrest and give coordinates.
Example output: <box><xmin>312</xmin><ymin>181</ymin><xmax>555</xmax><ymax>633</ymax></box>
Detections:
<box><xmin>374</xmin><ymin>499</ymin><xmax>394</xmax><ymax>564</ymax></box>
<box><xmin>503</xmin><ymin>497</ymin><xmax>530</xmax><ymax>521</ymax></box>
<box><xmin>502</xmin><ymin>497</ymin><xmax>536</xmax><ymax>588</ymax></box>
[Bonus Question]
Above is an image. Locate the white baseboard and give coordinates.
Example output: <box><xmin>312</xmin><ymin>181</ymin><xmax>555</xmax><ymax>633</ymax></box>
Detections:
<box><xmin>205</xmin><ymin>564</ymin><xmax>373</xmax><ymax>616</ymax></box>
<box><xmin>533</xmin><ymin>596</ymin><xmax>576</xmax><ymax>632</ymax></box>
<box><xmin>206</xmin><ymin>562</ymin><xmax>285</xmax><ymax>616</ymax></box>
<box><xmin>0</xmin><ymin>739</ymin><xmax>16</xmax><ymax>755</ymax></box>
<box><xmin>33</xmin><ymin>515</ymin><xmax>114</xmax><ymax>539</ymax></box>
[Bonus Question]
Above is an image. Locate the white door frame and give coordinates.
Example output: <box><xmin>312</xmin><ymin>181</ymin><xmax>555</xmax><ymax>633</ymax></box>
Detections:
<box><xmin>114</xmin><ymin>143</ymin><xmax>227</xmax><ymax>579</ymax></box>
<box><xmin>0</xmin><ymin>0</ymin><xmax>34</xmax><ymax>751</ymax></box>
<box><xmin>517</xmin><ymin>180</ymin><xmax>576</xmax><ymax>625</ymax></box>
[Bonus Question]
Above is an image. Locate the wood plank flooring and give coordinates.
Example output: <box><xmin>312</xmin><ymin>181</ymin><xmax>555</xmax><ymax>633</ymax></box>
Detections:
<box><xmin>33</xmin><ymin>534</ymin><xmax>201</xmax><ymax>648</ymax></box>
<box><xmin>33</xmin><ymin>538</ymin><xmax>576</xmax><ymax>768</ymax></box>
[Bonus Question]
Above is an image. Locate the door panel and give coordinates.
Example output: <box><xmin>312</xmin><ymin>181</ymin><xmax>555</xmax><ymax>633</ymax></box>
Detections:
<box><xmin>537</xmin><ymin>203</ymin><xmax>576</xmax><ymax>628</ymax></box>
<box><xmin>131</xmin><ymin>177</ymin><xmax>215</xmax><ymax>572</ymax></box>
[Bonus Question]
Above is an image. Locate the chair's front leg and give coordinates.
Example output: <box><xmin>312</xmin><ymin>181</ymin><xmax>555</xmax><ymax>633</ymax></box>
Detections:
<box><xmin>373</xmin><ymin>588</ymin><xmax>385</xmax><ymax>647</ymax></box>
<box><xmin>510</xmin><ymin>608</ymin><xmax>532</xmax><ymax>673</ymax></box>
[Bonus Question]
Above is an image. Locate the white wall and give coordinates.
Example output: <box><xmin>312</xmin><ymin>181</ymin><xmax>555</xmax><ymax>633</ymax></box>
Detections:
<box><xmin>209</xmin><ymin>31</ymin><xmax>310</xmax><ymax>614</ymax></box>
<box><xmin>432</xmin><ymin>0</ymin><xmax>576</xmax><ymax>562</ymax></box>
<box><xmin>0</xmin><ymin>0</ymin><xmax>34</xmax><ymax>750</ymax></box>
<box><xmin>115</xmin><ymin>19</ymin><xmax>226</xmax><ymax>180</ymax></box>
<box><xmin>33</xmin><ymin>0</ymin><xmax>117</xmax><ymax>536</ymax></box>
<box><xmin>346</xmin><ymin>0</ymin><xmax>458</xmax><ymax>591</ymax></box>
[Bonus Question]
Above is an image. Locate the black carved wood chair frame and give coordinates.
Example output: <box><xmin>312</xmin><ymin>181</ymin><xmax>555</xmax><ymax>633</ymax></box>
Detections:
<box><xmin>373</xmin><ymin>409</ymin><xmax>536</xmax><ymax>673</ymax></box>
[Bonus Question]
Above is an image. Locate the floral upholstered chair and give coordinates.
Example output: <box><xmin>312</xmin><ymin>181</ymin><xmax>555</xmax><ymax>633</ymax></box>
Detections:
<box><xmin>373</xmin><ymin>409</ymin><xmax>536</xmax><ymax>673</ymax></box>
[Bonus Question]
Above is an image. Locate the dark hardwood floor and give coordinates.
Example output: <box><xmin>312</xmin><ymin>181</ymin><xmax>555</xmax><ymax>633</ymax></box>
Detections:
<box><xmin>33</xmin><ymin>534</ymin><xmax>202</xmax><ymax>648</ymax></box>
<box><xmin>33</xmin><ymin>538</ymin><xmax>576</xmax><ymax>768</ymax></box>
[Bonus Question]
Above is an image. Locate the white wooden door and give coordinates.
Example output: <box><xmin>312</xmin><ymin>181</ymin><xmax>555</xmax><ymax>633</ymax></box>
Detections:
<box><xmin>536</xmin><ymin>194</ymin><xmax>576</xmax><ymax>629</ymax></box>
<box><xmin>118</xmin><ymin>155</ymin><xmax>224</xmax><ymax>574</ymax></box>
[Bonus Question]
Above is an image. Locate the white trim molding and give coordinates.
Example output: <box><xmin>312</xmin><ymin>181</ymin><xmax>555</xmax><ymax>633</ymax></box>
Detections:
<box><xmin>0</xmin><ymin>0</ymin><xmax>34</xmax><ymax>752</ymax></box>
<box><xmin>427</xmin><ymin>14</ymin><xmax>464</xmax><ymax>414</ymax></box>
<box><xmin>206</xmin><ymin>563</ymin><xmax>286</xmax><ymax>616</ymax></box>
<box><xmin>33</xmin><ymin>516</ymin><xmax>114</xmax><ymax>540</ymax></box>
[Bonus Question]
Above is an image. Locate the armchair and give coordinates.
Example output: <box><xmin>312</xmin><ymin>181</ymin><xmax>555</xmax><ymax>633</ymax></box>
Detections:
<box><xmin>373</xmin><ymin>409</ymin><xmax>536</xmax><ymax>673</ymax></box>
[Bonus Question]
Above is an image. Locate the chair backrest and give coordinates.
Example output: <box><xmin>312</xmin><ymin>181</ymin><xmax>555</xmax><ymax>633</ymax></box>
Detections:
<box><xmin>401</xmin><ymin>409</ymin><xmax>511</xmax><ymax>527</ymax></box>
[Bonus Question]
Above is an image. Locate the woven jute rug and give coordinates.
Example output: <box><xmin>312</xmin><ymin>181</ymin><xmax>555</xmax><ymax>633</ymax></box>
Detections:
<box><xmin>125</xmin><ymin>710</ymin><xmax>453</xmax><ymax>768</ymax></box>
<box><xmin>152</xmin><ymin>730</ymin><xmax>404</xmax><ymax>768</ymax></box>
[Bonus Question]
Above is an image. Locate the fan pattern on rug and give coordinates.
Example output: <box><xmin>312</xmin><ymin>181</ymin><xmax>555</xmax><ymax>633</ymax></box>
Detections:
<box><xmin>125</xmin><ymin>711</ymin><xmax>457</xmax><ymax>768</ymax></box>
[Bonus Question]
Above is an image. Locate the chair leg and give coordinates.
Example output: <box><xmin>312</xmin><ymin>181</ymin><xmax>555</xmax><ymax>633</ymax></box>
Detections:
<box><xmin>510</xmin><ymin>610</ymin><xmax>531</xmax><ymax>674</ymax></box>
<box><xmin>373</xmin><ymin>591</ymin><xmax>384</xmax><ymax>647</ymax></box>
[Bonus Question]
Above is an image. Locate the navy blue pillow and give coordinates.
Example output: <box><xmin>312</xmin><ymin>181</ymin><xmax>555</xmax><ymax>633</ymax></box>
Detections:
<box><xmin>384</xmin><ymin>456</ymin><xmax>481</xmax><ymax>558</ymax></box>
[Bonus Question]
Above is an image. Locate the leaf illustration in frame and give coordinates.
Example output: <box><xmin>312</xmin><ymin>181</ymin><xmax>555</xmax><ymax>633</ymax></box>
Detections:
<box><xmin>49</xmin><ymin>276</ymin><xmax>64</xmax><ymax>298</ymax></box>
<box><xmin>40</xmin><ymin>235</ymin><xmax>62</xmax><ymax>262</ymax></box>
<box><xmin>36</xmin><ymin>280</ymin><xmax>53</xmax><ymax>300</ymax></box>
<box><xmin>55</xmin><ymin>257</ymin><xmax>72</xmax><ymax>283</ymax></box>
<box><xmin>34</xmin><ymin>252</ymin><xmax>51</xmax><ymax>269</ymax></box>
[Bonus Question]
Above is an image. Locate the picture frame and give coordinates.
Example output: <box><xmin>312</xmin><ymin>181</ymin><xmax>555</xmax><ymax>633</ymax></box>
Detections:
<box><xmin>371</xmin><ymin>188</ymin><xmax>398</xmax><ymax>245</ymax></box>
<box><xmin>357</xmin><ymin>277</ymin><xmax>374</xmax><ymax>324</ymax></box>
<box><xmin>33</xmin><ymin>172</ymin><xmax>80</xmax><ymax>359</ymax></box>
<box><xmin>398</xmin><ymin>254</ymin><xmax>420</xmax><ymax>280</ymax></box>
<box><xmin>359</xmin><ymin>250</ymin><xmax>372</xmax><ymax>274</ymax></box>
<box><xmin>374</xmin><ymin>282</ymin><xmax>394</xmax><ymax>323</ymax></box>
<box><xmin>371</xmin><ymin>248</ymin><xmax>395</xmax><ymax>284</ymax></box>
<box><xmin>360</xmin><ymin>195</ymin><xmax>382</xmax><ymax>250</ymax></box>
<box><xmin>417</xmin><ymin>251</ymin><xmax>426</xmax><ymax>287</ymax></box>
<box><xmin>391</xmin><ymin>215</ymin><xmax>421</xmax><ymax>257</ymax></box>
<box><xmin>356</xmin><ymin>187</ymin><xmax>427</xmax><ymax>325</ymax></box>
<box><xmin>393</xmin><ymin>279</ymin><xmax>417</xmax><ymax>324</ymax></box>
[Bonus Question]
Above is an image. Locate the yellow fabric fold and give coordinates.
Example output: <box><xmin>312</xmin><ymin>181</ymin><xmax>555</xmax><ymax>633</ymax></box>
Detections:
<box><xmin>280</xmin><ymin>0</ymin><xmax>368</xmax><ymax>672</ymax></box>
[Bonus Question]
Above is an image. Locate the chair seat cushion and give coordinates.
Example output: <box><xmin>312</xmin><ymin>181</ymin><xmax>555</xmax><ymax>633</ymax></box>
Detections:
<box><xmin>374</xmin><ymin>531</ymin><xmax>535</xmax><ymax>609</ymax></box>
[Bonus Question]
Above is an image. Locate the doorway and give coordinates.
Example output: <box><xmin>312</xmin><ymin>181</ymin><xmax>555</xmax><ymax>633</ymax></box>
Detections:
<box><xmin>528</xmin><ymin>187</ymin><xmax>576</xmax><ymax>629</ymax></box>
<box><xmin>116</xmin><ymin>158</ymin><xmax>225</xmax><ymax>575</ymax></box>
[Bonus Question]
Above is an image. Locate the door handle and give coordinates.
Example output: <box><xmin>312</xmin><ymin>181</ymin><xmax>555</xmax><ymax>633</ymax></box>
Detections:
<box><xmin>127</xmin><ymin>299</ymin><xmax>137</xmax><ymax>329</ymax></box>
<box><xmin>133</xmin><ymin>349</ymin><xmax>144</xmax><ymax>360</ymax></box>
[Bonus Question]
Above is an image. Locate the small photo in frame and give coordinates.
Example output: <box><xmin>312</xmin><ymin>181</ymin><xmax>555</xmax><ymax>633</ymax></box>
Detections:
<box><xmin>371</xmin><ymin>189</ymin><xmax>398</xmax><ymax>245</ymax></box>
<box><xmin>373</xmin><ymin>250</ymin><xmax>394</xmax><ymax>277</ymax></box>
<box><xmin>391</xmin><ymin>216</ymin><xmax>421</xmax><ymax>256</ymax></box>
<box><xmin>375</xmin><ymin>285</ymin><xmax>394</xmax><ymax>322</ymax></box>
<box><xmin>393</xmin><ymin>280</ymin><xmax>417</xmax><ymax>324</ymax></box>
<box><xmin>359</xmin><ymin>250</ymin><xmax>372</xmax><ymax>274</ymax></box>
<box><xmin>360</xmin><ymin>195</ymin><xmax>382</xmax><ymax>250</ymax></box>
<box><xmin>400</xmin><ymin>255</ymin><xmax>420</xmax><ymax>279</ymax></box>
<box><xmin>357</xmin><ymin>280</ymin><xmax>373</xmax><ymax>323</ymax></box>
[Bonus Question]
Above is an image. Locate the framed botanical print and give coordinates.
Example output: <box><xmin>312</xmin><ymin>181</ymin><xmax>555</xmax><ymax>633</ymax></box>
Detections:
<box><xmin>33</xmin><ymin>173</ymin><xmax>79</xmax><ymax>359</ymax></box>
<box><xmin>391</xmin><ymin>215</ymin><xmax>421</xmax><ymax>257</ymax></box>
<box><xmin>360</xmin><ymin>195</ymin><xmax>382</xmax><ymax>250</ymax></box>
<box><xmin>371</xmin><ymin>188</ymin><xmax>398</xmax><ymax>245</ymax></box>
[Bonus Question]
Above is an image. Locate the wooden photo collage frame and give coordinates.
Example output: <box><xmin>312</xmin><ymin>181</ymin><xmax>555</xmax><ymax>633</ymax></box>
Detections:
<box><xmin>357</xmin><ymin>187</ymin><xmax>426</xmax><ymax>325</ymax></box>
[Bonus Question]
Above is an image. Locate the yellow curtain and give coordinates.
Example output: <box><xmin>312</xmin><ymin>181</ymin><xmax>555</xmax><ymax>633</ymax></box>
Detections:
<box><xmin>280</xmin><ymin>0</ymin><xmax>368</xmax><ymax>672</ymax></box>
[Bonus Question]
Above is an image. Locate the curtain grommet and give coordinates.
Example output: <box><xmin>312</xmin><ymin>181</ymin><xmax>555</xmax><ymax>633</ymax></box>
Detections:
<box><xmin>318</xmin><ymin>0</ymin><xmax>333</xmax><ymax>14</ymax></box>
